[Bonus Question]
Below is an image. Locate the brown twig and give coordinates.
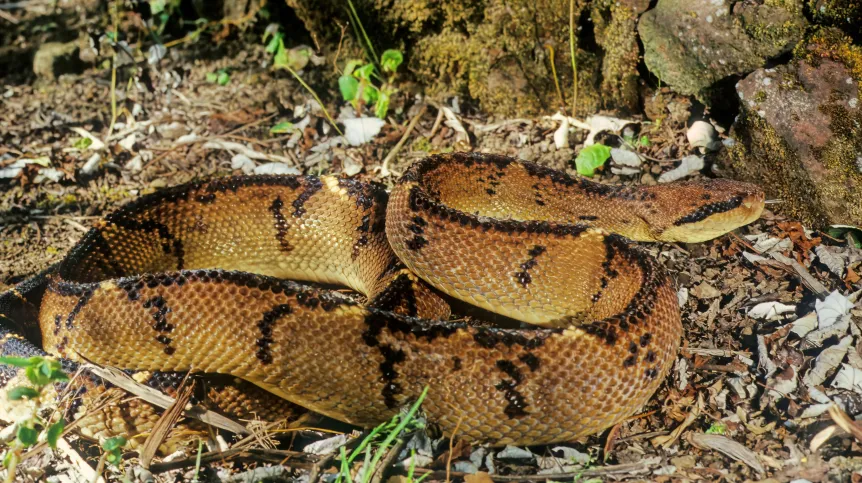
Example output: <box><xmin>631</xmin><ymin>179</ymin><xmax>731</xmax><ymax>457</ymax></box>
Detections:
<box><xmin>446</xmin><ymin>416</ymin><xmax>464</xmax><ymax>483</ymax></box>
<box><xmin>148</xmin><ymin>447</ymin><xmax>319</xmax><ymax>474</ymax></box>
<box><xmin>379</xmin><ymin>105</ymin><xmax>427</xmax><ymax>177</ymax></box>
<box><xmin>369</xmin><ymin>437</ymin><xmax>408</xmax><ymax>483</ymax></box>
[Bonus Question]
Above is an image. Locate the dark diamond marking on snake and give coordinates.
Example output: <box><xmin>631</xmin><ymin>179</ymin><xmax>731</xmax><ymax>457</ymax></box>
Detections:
<box><xmin>514</xmin><ymin>245</ymin><xmax>546</xmax><ymax>287</ymax></box>
<box><xmin>65</xmin><ymin>289</ymin><xmax>94</xmax><ymax>330</ymax></box>
<box><xmin>519</xmin><ymin>353</ymin><xmax>541</xmax><ymax>371</ymax></box>
<box><xmin>369</xmin><ymin>273</ymin><xmax>418</xmax><ymax>317</ymax></box>
<box><xmin>640</xmin><ymin>333</ymin><xmax>652</xmax><ymax>347</ymax></box>
<box><xmin>378</xmin><ymin>344</ymin><xmax>406</xmax><ymax>408</ymax></box>
<box><xmin>673</xmin><ymin>196</ymin><xmax>743</xmax><ymax>226</ymax></box>
<box><xmin>495</xmin><ymin>379</ymin><xmax>528</xmax><ymax>418</ymax></box>
<box><xmin>452</xmin><ymin>357</ymin><xmax>462</xmax><ymax>371</ymax></box>
<box><xmin>196</xmin><ymin>192</ymin><xmax>216</xmax><ymax>204</ymax></box>
<box><xmin>110</xmin><ymin>216</ymin><xmax>185</xmax><ymax>270</ymax></box>
<box><xmin>269</xmin><ymin>196</ymin><xmax>293</xmax><ymax>252</ymax></box>
<box><xmin>406</xmin><ymin>235</ymin><xmax>428</xmax><ymax>251</ymax></box>
<box><xmin>256</xmin><ymin>303</ymin><xmax>292</xmax><ymax>364</ymax></box>
<box><xmin>496</xmin><ymin>360</ymin><xmax>523</xmax><ymax>383</ymax></box>
<box><xmin>292</xmin><ymin>177</ymin><xmax>323</xmax><ymax>217</ymax></box>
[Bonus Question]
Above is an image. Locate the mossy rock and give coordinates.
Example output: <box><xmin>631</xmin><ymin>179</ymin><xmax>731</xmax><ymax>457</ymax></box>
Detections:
<box><xmin>282</xmin><ymin>0</ymin><xmax>649</xmax><ymax>117</ymax></box>
<box><xmin>720</xmin><ymin>28</ymin><xmax>862</xmax><ymax>229</ymax></box>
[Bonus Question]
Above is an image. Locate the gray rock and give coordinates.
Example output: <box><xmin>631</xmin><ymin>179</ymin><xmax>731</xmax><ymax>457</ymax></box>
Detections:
<box><xmin>638</xmin><ymin>0</ymin><xmax>807</xmax><ymax>97</ymax></box>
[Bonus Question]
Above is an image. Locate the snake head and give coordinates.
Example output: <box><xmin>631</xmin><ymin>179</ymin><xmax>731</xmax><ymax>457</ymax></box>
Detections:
<box><xmin>638</xmin><ymin>179</ymin><xmax>766</xmax><ymax>243</ymax></box>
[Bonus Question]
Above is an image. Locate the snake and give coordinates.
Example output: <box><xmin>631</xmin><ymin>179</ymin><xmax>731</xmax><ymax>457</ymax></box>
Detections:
<box><xmin>0</xmin><ymin>152</ymin><xmax>765</xmax><ymax>451</ymax></box>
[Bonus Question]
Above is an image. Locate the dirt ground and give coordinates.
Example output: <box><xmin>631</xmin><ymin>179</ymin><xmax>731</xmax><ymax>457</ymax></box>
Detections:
<box><xmin>2</xmin><ymin>5</ymin><xmax>862</xmax><ymax>483</ymax></box>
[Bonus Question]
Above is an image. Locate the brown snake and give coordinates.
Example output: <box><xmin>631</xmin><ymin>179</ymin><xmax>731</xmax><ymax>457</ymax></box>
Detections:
<box><xmin>0</xmin><ymin>152</ymin><xmax>765</xmax><ymax>449</ymax></box>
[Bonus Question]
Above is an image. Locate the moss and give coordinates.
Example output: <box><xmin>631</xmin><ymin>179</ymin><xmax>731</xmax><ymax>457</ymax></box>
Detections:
<box><xmin>738</xmin><ymin>0</ymin><xmax>808</xmax><ymax>54</ymax></box>
<box><xmin>754</xmin><ymin>91</ymin><xmax>768</xmax><ymax>102</ymax></box>
<box><xmin>814</xmin><ymin>102</ymin><xmax>862</xmax><ymax>225</ymax></box>
<box><xmin>795</xmin><ymin>27</ymin><xmax>862</xmax><ymax>97</ymax></box>
<box><xmin>591</xmin><ymin>0</ymin><xmax>643</xmax><ymax>112</ymax></box>
<box><xmin>807</xmin><ymin>0</ymin><xmax>862</xmax><ymax>34</ymax></box>
<box><xmin>723</xmin><ymin>112</ymin><xmax>831</xmax><ymax>228</ymax></box>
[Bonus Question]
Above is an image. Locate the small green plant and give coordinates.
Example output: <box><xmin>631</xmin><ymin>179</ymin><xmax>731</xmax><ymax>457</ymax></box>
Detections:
<box><xmin>336</xmin><ymin>386</ymin><xmax>428</xmax><ymax>483</ymax></box>
<box><xmin>0</xmin><ymin>356</ymin><xmax>69</xmax><ymax>483</ymax></box>
<box><xmin>205</xmin><ymin>69</ymin><xmax>231</xmax><ymax>86</ymax></box>
<box><xmin>71</xmin><ymin>137</ymin><xmax>93</xmax><ymax>150</ymax></box>
<box><xmin>705</xmin><ymin>421</ymin><xmax>728</xmax><ymax>435</ymax></box>
<box><xmin>262</xmin><ymin>25</ymin><xmax>343</xmax><ymax>136</ymax></box>
<box><xmin>338</xmin><ymin>49</ymin><xmax>403</xmax><ymax>119</ymax></box>
<box><xmin>574</xmin><ymin>144</ymin><xmax>611</xmax><ymax>178</ymax></box>
<box><xmin>148</xmin><ymin>0</ymin><xmax>183</xmax><ymax>35</ymax></box>
<box><xmin>102</xmin><ymin>436</ymin><xmax>127</xmax><ymax>465</ymax></box>
<box><xmin>270</xmin><ymin>121</ymin><xmax>298</xmax><ymax>135</ymax></box>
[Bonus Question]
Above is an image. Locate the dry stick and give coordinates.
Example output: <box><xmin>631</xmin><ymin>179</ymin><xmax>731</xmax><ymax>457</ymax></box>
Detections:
<box><xmin>445</xmin><ymin>416</ymin><xmax>464</xmax><ymax>483</ymax></box>
<box><xmin>148</xmin><ymin>447</ymin><xmax>319</xmax><ymax>474</ymax></box>
<box><xmin>427</xmin><ymin>108</ymin><xmax>445</xmax><ymax>139</ymax></box>
<box><xmin>140</xmin><ymin>378</ymin><xmax>196</xmax><ymax>468</ymax></box>
<box><xmin>82</xmin><ymin>364</ymin><xmax>250</xmax><ymax>435</ymax></box>
<box><xmin>369</xmin><ymin>437</ymin><xmax>408</xmax><ymax>483</ymax></box>
<box><xmin>379</xmin><ymin>105</ymin><xmax>428</xmax><ymax>177</ymax></box>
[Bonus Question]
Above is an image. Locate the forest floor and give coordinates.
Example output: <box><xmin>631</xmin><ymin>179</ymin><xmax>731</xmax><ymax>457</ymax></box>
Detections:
<box><xmin>2</xmin><ymin>7</ymin><xmax>862</xmax><ymax>483</ymax></box>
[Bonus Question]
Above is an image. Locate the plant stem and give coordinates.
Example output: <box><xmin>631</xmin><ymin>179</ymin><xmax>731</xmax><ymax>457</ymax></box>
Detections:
<box><xmin>345</xmin><ymin>0</ymin><xmax>379</xmax><ymax>65</ymax></box>
<box><xmin>569</xmin><ymin>0</ymin><xmax>578</xmax><ymax>118</ymax></box>
<box><xmin>362</xmin><ymin>386</ymin><xmax>429</xmax><ymax>483</ymax></box>
<box><xmin>279</xmin><ymin>51</ymin><xmax>344</xmax><ymax>136</ymax></box>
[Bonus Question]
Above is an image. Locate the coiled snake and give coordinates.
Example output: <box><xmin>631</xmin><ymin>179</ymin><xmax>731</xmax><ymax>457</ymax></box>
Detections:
<box><xmin>0</xmin><ymin>152</ymin><xmax>764</xmax><ymax>450</ymax></box>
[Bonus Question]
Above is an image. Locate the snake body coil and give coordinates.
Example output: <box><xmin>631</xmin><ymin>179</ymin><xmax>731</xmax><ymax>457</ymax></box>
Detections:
<box><xmin>1</xmin><ymin>153</ymin><xmax>765</xmax><ymax>448</ymax></box>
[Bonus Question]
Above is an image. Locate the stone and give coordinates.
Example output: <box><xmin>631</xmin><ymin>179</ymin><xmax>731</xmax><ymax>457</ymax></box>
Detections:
<box><xmin>638</xmin><ymin>0</ymin><xmax>807</xmax><ymax>97</ymax></box>
<box><xmin>32</xmin><ymin>40</ymin><xmax>84</xmax><ymax>80</ymax></box>
<box><xmin>720</xmin><ymin>29</ymin><xmax>862</xmax><ymax>229</ymax></box>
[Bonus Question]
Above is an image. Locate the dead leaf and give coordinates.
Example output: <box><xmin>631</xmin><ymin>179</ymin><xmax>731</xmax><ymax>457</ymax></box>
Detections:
<box><xmin>686</xmin><ymin>433</ymin><xmax>765</xmax><ymax>475</ymax></box>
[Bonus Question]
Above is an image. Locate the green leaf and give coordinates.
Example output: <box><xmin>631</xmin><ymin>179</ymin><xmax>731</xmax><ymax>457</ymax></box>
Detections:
<box><xmin>270</xmin><ymin>122</ymin><xmax>296</xmax><ymax>134</ymax></box>
<box><xmin>149</xmin><ymin>0</ymin><xmax>166</xmax><ymax>15</ymax></box>
<box><xmin>265</xmin><ymin>31</ymin><xmax>283</xmax><ymax>54</ymax></box>
<box><xmin>47</xmin><ymin>420</ymin><xmax>65</xmax><ymax>448</ymax></box>
<box><xmin>3</xmin><ymin>450</ymin><xmax>16</xmax><ymax>469</ymax></box>
<box><xmin>106</xmin><ymin>451</ymin><xmax>121</xmax><ymax>465</ymax></box>
<box><xmin>705</xmin><ymin>422</ymin><xmax>727</xmax><ymax>435</ymax></box>
<box><xmin>102</xmin><ymin>436</ymin><xmax>127</xmax><ymax>452</ymax></box>
<box><xmin>216</xmin><ymin>71</ymin><xmax>230</xmax><ymax>86</ymax></box>
<box><xmin>361</xmin><ymin>84</ymin><xmax>379</xmax><ymax>105</ymax></box>
<box><xmin>339</xmin><ymin>75</ymin><xmax>359</xmax><ymax>102</ymax></box>
<box><xmin>343</xmin><ymin>60</ymin><xmax>363</xmax><ymax>77</ymax></box>
<box><xmin>72</xmin><ymin>137</ymin><xmax>93</xmax><ymax>150</ymax></box>
<box><xmin>0</xmin><ymin>356</ymin><xmax>38</xmax><ymax>368</ymax></box>
<box><xmin>639</xmin><ymin>135</ymin><xmax>651</xmax><ymax>147</ymax></box>
<box><xmin>827</xmin><ymin>225</ymin><xmax>862</xmax><ymax>249</ymax></box>
<box><xmin>374</xmin><ymin>90</ymin><xmax>390</xmax><ymax>119</ymax></box>
<box><xmin>273</xmin><ymin>40</ymin><xmax>289</xmax><ymax>69</ymax></box>
<box><xmin>25</xmin><ymin>366</ymin><xmax>50</xmax><ymax>386</ymax></box>
<box><xmin>7</xmin><ymin>386</ymin><xmax>39</xmax><ymax>400</ymax></box>
<box><xmin>574</xmin><ymin>144</ymin><xmax>611</xmax><ymax>178</ymax></box>
<box><xmin>16</xmin><ymin>425</ymin><xmax>38</xmax><ymax>447</ymax></box>
<box><xmin>353</xmin><ymin>63</ymin><xmax>375</xmax><ymax>81</ymax></box>
<box><xmin>380</xmin><ymin>49</ymin><xmax>403</xmax><ymax>73</ymax></box>
<box><xmin>205</xmin><ymin>72</ymin><xmax>218</xmax><ymax>83</ymax></box>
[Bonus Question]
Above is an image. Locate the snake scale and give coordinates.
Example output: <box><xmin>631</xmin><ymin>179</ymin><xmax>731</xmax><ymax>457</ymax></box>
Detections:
<box><xmin>0</xmin><ymin>152</ymin><xmax>765</xmax><ymax>450</ymax></box>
